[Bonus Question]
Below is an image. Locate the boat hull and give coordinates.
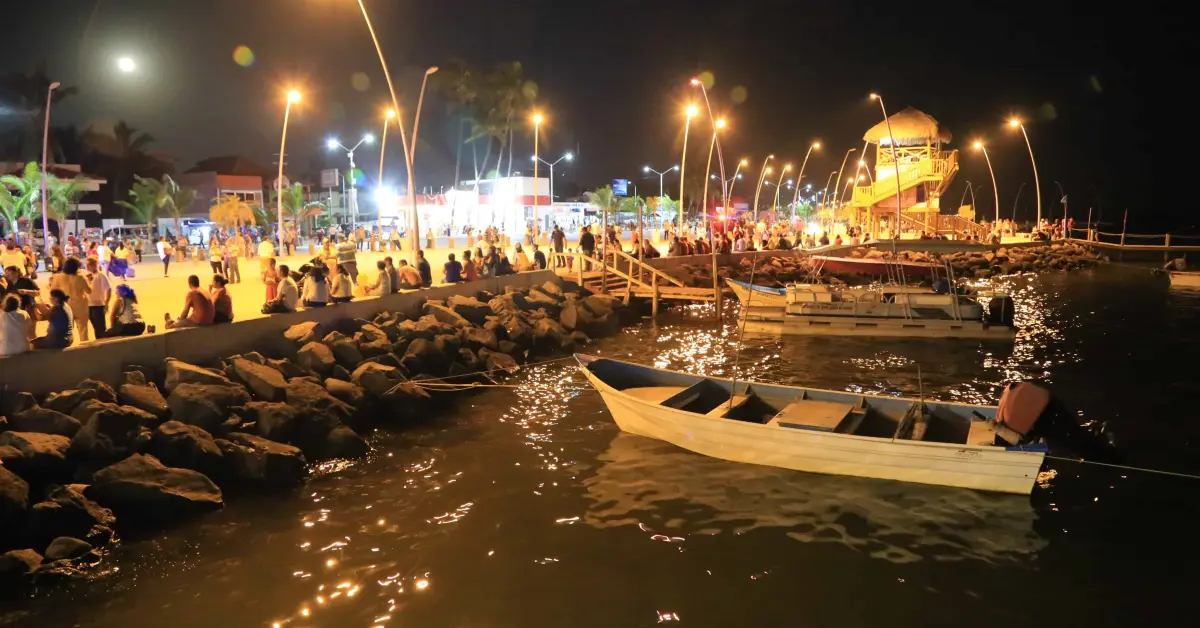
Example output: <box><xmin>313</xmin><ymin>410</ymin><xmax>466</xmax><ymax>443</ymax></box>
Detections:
<box><xmin>579</xmin><ymin>361</ymin><xmax>1044</xmax><ymax>494</ymax></box>
<box><xmin>740</xmin><ymin>313</ymin><xmax>1015</xmax><ymax>339</ymax></box>
<box><xmin>812</xmin><ymin>255</ymin><xmax>939</xmax><ymax>278</ymax></box>
<box><xmin>725</xmin><ymin>279</ymin><xmax>788</xmax><ymax>308</ymax></box>
<box><xmin>1169</xmin><ymin>271</ymin><xmax>1200</xmax><ymax>288</ymax></box>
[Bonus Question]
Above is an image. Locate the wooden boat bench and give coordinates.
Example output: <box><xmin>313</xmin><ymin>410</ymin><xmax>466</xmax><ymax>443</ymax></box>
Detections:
<box><xmin>769</xmin><ymin>399</ymin><xmax>866</xmax><ymax>434</ymax></box>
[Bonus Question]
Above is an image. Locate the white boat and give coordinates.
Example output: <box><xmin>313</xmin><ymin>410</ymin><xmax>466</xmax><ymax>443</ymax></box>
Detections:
<box><xmin>1168</xmin><ymin>271</ymin><xmax>1200</xmax><ymax>288</ymax></box>
<box><xmin>726</xmin><ymin>278</ymin><xmax>936</xmax><ymax>310</ymax></box>
<box><xmin>735</xmin><ymin>282</ymin><xmax>1015</xmax><ymax>340</ymax></box>
<box><xmin>576</xmin><ymin>355</ymin><xmax>1049</xmax><ymax>494</ymax></box>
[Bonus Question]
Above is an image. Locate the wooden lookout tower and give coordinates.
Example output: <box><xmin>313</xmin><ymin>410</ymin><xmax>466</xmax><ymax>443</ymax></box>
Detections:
<box><xmin>848</xmin><ymin>108</ymin><xmax>968</xmax><ymax>237</ymax></box>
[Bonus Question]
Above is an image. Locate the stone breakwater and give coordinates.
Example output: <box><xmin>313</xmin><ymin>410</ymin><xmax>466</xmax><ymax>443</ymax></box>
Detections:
<box><xmin>666</xmin><ymin>243</ymin><xmax>1104</xmax><ymax>287</ymax></box>
<box><xmin>0</xmin><ymin>281</ymin><xmax>632</xmax><ymax>592</ymax></box>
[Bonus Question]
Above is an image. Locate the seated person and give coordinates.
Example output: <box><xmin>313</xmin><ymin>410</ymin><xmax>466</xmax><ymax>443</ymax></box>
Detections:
<box><xmin>384</xmin><ymin>257</ymin><xmax>401</xmax><ymax>293</ymax></box>
<box><xmin>532</xmin><ymin>243</ymin><xmax>547</xmax><ymax>270</ymax></box>
<box><xmin>106</xmin><ymin>284</ymin><xmax>146</xmax><ymax>337</ymax></box>
<box><xmin>0</xmin><ymin>294</ymin><xmax>31</xmax><ymax>356</ymax></box>
<box><xmin>416</xmin><ymin>250</ymin><xmax>433</xmax><ymax>287</ymax></box>
<box><xmin>262</xmin><ymin>265</ymin><xmax>299</xmax><ymax>314</ymax></box>
<box><xmin>367</xmin><ymin>260</ymin><xmax>393</xmax><ymax>296</ymax></box>
<box><xmin>211</xmin><ymin>275</ymin><xmax>234</xmax><ymax>323</ymax></box>
<box><xmin>330</xmin><ymin>263</ymin><xmax>354</xmax><ymax>303</ymax></box>
<box><xmin>513</xmin><ymin>244</ymin><xmax>533</xmax><ymax>272</ymax></box>
<box><xmin>443</xmin><ymin>253</ymin><xmax>464</xmax><ymax>283</ymax></box>
<box><xmin>32</xmin><ymin>289</ymin><xmax>74</xmax><ymax>349</ymax></box>
<box><xmin>165</xmin><ymin>275</ymin><xmax>215</xmax><ymax>329</ymax></box>
<box><xmin>396</xmin><ymin>259</ymin><xmax>422</xmax><ymax>289</ymax></box>
<box><xmin>302</xmin><ymin>263</ymin><xmax>330</xmax><ymax>307</ymax></box>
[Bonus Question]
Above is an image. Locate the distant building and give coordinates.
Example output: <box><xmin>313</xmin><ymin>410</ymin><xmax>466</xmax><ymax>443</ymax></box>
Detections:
<box><xmin>171</xmin><ymin>155</ymin><xmax>269</xmax><ymax>236</ymax></box>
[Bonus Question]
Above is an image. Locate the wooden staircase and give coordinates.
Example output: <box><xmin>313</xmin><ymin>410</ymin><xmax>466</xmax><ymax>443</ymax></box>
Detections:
<box><xmin>550</xmin><ymin>248</ymin><xmax>720</xmax><ymax>316</ymax></box>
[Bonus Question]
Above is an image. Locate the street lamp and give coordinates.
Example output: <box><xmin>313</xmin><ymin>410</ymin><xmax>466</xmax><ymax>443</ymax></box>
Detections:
<box><xmin>751</xmin><ymin>155</ymin><xmax>775</xmax><ymax>221</ymax></box>
<box><xmin>378</xmin><ymin>108</ymin><xmax>396</xmax><ymax>185</ymax></box>
<box><xmin>972</xmin><ymin>141</ymin><xmax>1000</xmax><ymax>223</ymax></box>
<box><xmin>116</xmin><ymin>57</ymin><xmax>136</xmax><ymax>73</ymax></box>
<box><xmin>327</xmin><ymin>133</ymin><xmax>374</xmax><ymax>222</ymax></box>
<box><xmin>821</xmin><ymin>170</ymin><xmax>838</xmax><ymax>212</ymax></box>
<box><xmin>532</xmin><ymin>112</ymin><xmax>544</xmax><ymax>240</ymax></box>
<box><xmin>678</xmin><ymin>104</ymin><xmax>698</xmax><ymax>231</ymax></box>
<box><xmin>773</xmin><ymin>164</ymin><xmax>792</xmax><ymax>213</ymax></box>
<box><xmin>276</xmin><ymin>89</ymin><xmax>301</xmax><ymax>252</ymax></box>
<box><xmin>40</xmin><ymin>80</ymin><xmax>60</xmax><ymax>259</ymax></box>
<box><xmin>790</xmin><ymin>142</ymin><xmax>820</xmax><ymax>219</ymax></box>
<box><xmin>869</xmin><ymin>93</ymin><xmax>903</xmax><ymax>243</ymax></box>
<box><xmin>832</xmin><ymin>148</ymin><xmax>857</xmax><ymax>215</ymax></box>
<box><xmin>1009</xmin><ymin>118</ymin><xmax>1042</xmax><ymax>226</ymax></box>
<box><xmin>643</xmin><ymin>164</ymin><xmax>678</xmax><ymax>198</ymax></box>
<box><xmin>533</xmin><ymin>152</ymin><xmax>572</xmax><ymax>202</ymax></box>
<box><xmin>700</xmin><ymin>118</ymin><xmax>726</xmax><ymax>225</ymax></box>
<box><xmin>727</xmin><ymin>159</ymin><xmax>749</xmax><ymax>206</ymax></box>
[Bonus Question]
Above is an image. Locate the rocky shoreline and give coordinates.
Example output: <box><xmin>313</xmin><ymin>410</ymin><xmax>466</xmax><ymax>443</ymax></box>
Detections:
<box><xmin>0</xmin><ymin>281</ymin><xmax>632</xmax><ymax>592</ymax></box>
<box><xmin>667</xmin><ymin>242</ymin><xmax>1104</xmax><ymax>287</ymax></box>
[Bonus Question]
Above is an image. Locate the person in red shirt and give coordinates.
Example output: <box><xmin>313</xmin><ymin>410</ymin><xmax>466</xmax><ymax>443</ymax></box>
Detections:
<box><xmin>164</xmin><ymin>275</ymin><xmax>214</xmax><ymax>329</ymax></box>
<box><xmin>210</xmin><ymin>274</ymin><xmax>233</xmax><ymax>324</ymax></box>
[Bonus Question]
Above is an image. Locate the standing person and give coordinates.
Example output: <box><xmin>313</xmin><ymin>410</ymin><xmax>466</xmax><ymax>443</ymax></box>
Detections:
<box><xmin>48</xmin><ymin>257</ymin><xmax>91</xmax><ymax>342</ymax></box>
<box><xmin>335</xmin><ymin>234</ymin><xmax>359</xmax><ymax>281</ymax></box>
<box><xmin>579</xmin><ymin>225</ymin><xmax>595</xmax><ymax>270</ymax></box>
<box><xmin>105</xmin><ymin>284</ymin><xmax>145</xmax><ymax>337</ymax></box>
<box><xmin>164</xmin><ymin>274</ymin><xmax>215</xmax><ymax>328</ymax></box>
<box><xmin>208</xmin><ymin>238</ymin><xmax>224</xmax><ymax>278</ymax></box>
<box><xmin>83</xmin><ymin>257</ymin><xmax>112</xmax><ymax>340</ymax></box>
<box><xmin>156</xmin><ymin>236</ymin><xmax>173</xmax><ymax>277</ymax></box>
<box><xmin>224</xmin><ymin>234</ymin><xmax>242</xmax><ymax>283</ymax></box>
<box><xmin>110</xmin><ymin>242</ymin><xmax>132</xmax><ymax>279</ymax></box>
<box><xmin>416</xmin><ymin>250</ymin><xmax>432</xmax><ymax>287</ymax></box>
<box><xmin>551</xmin><ymin>224</ymin><xmax>565</xmax><ymax>268</ymax></box>
<box><xmin>426</xmin><ymin>228</ymin><xmax>435</xmax><ymax>250</ymax></box>
<box><xmin>390</xmin><ymin>226</ymin><xmax>402</xmax><ymax>251</ymax></box>
<box><xmin>442</xmin><ymin>252</ymin><xmax>463</xmax><ymax>283</ymax></box>
<box><xmin>0</xmin><ymin>295</ymin><xmax>30</xmax><ymax>356</ymax></box>
<box><xmin>262</xmin><ymin>257</ymin><xmax>279</xmax><ymax>303</ymax></box>
<box><xmin>48</xmin><ymin>245</ymin><xmax>65</xmax><ymax>273</ymax></box>
<box><xmin>0</xmin><ymin>241</ymin><xmax>24</xmax><ymax>275</ymax></box>
<box><xmin>175</xmin><ymin>234</ymin><xmax>189</xmax><ymax>261</ymax></box>
<box><xmin>257</xmin><ymin>235</ymin><xmax>275</xmax><ymax>269</ymax></box>
<box><xmin>32</xmin><ymin>289</ymin><xmax>74</xmax><ymax>349</ymax></box>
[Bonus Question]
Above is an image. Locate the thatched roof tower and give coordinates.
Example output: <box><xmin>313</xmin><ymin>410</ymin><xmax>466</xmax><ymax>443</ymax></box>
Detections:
<box><xmin>863</xmin><ymin>108</ymin><xmax>952</xmax><ymax>146</ymax></box>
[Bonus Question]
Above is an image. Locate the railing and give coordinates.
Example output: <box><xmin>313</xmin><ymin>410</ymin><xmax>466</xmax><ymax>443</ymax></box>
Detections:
<box><xmin>850</xmin><ymin>153</ymin><xmax>959</xmax><ymax>207</ymax></box>
<box><xmin>1067</xmin><ymin>229</ymin><xmax>1200</xmax><ymax>250</ymax></box>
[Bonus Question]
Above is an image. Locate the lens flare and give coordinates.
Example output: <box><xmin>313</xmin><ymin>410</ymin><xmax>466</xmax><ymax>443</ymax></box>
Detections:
<box><xmin>232</xmin><ymin>45</ymin><xmax>255</xmax><ymax>67</ymax></box>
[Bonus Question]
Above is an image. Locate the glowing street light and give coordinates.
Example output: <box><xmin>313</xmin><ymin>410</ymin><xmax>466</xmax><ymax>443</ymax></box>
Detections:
<box><xmin>678</xmin><ymin>104</ymin><xmax>699</xmax><ymax>231</ymax></box>
<box><xmin>643</xmin><ymin>164</ymin><xmax>678</xmax><ymax>198</ymax></box>
<box><xmin>378</xmin><ymin>108</ymin><xmax>396</xmax><ymax>185</ymax></box>
<box><xmin>790</xmin><ymin>142</ymin><xmax>820</xmax><ymax>220</ymax></box>
<box><xmin>1009</xmin><ymin>117</ymin><xmax>1042</xmax><ymax>226</ymax></box>
<box><xmin>276</xmin><ymin>89</ymin><xmax>301</xmax><ymax>252</ymax></box>
<box><xmin>821</xmin><ymin>170</ymin><xmax>838</xmax><ymax>212</ymax></box>
<box><xmin>327</xmin><ymin>133</ymin><xmax>374</xmax><ymax>220</ymax></box>
<box><xmin>39</xmin><ymin>80</ymin><xmax>61</xmax><ymax>258</ymax></box>
<box><xmin>116</xmin><ymin>56</ymin><xmax>136</xmax><ymax>73</ymax></box>
<box><xmin>869</xmin><ymin>93</ymin><xmax>903</xmax><ymax>243</ymax></box>
<box><xmin>700</xmin><ymin>118</ymin><xmax>727</xmax><ymax>224</ymax></box>
<box><xmin>832</xmin><ymin>148</ymin><xmax>857</xmax><ymax>214</ymax></box>
<box><xmin>532</xmin><ymin>112</ymin><xmax>544</xmax><ymax>239</ymax></box>
<box><xmin>751</xmin><ymin>155</ymin><xmax>775</xmax><ymax>221</ymax></box>
<box><xmin>973</xmin><ymin>141</ymin><xmax>1001</xmax><ymax>223</ymax></box>
<box><xmin>773</xmin><ymin>164</ymin><xmax>792</xmax><ymax>213</ymax></box>
<box><xmin>533</xmin><ymin>152</ymin><xmax>572</xmax><ymax>202</ymax></box>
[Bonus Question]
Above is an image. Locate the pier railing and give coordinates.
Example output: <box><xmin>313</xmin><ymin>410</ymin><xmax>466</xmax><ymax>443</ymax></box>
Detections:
<box><xmin>1067</xmin><ymin>228</ymin><xmax>1200</xmax><ymax>259</ymax></box>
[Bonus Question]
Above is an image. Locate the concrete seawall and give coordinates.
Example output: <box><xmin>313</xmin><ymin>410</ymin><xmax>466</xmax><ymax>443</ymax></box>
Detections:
<box><xmin>0</xmin><ymin>271</ymin><xmax>555</xmax><ymax>397</ymax></box>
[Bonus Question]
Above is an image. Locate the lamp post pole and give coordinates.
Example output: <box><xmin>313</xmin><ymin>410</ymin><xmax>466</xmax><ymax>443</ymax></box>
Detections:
<box><xmin>790</xmin><ymin>142</ymin><xmax>820</xmax><ymax>219</ymax></box>
<box><xmin>1010</xmin><ymin>119</ymin><xmax>1042</xmax><ymax>227</ymax></box>
<box><xmin>821</xmin><ymin>170</ymin><xmax>838</xmax><ymax>213</ymax></box>
<box><xmin>643</xmin><ymin>165</ymin><xmax>675</xmax><ymax>198</ymax></box>
<box><xmin>869</xmin><ymin>93</ymin><xmax>903</xmax><ymax>247</ymax></box>
<box><xmin>832</xmin><ymin>148</ymin><xmax>856</xmax><ymax>218</ymax></box>
<box><xmin>726</xmin><ymin>160</ymin><xmax>747</xmax><ymax>206</ymax></box>
<box><xmin>700</xmin><ymin>119</ymin><xmax>726</xmax><ymax>230</ymax></box>
<box><xmin>40</xmin><ymin>81</ymin><xmax>60</xmax><ymax>259</ymax></box>
<box><xmin>532</xmin><ymin>113</ymin><xmax>542</xmax><ymax>241</ymax></box>
<box><xmin>773</xmin><ymin>165</ymin><xmax>791</xmax><ymax>213</ymax></box>
<box><xmin>679</xmin><ymin>105</ymin><xmax>698</xmax><ymax>233</ymax></box>
<box><xmin>277</xmin><ymin>90</ymin><xmax>301</xmax><ymax>253</ymax></box>
<box><xmin>973</xmin><ymin>142</ymin><xmax>1000</xmax><ymax>224</ymax></box>
<box><xmin>690</xmin><ymin>78</ymin><xmax>728</xmax><ymax>320</ymax></box>
<box><xmin>378</xmin><ymin>109</ymin><xmax>395</xmax><ymax>185</ymax></box>
<box><xmin>751</xmin><ymin>155</ymin><xmax>775</xmax><ymax>222</ymax></box>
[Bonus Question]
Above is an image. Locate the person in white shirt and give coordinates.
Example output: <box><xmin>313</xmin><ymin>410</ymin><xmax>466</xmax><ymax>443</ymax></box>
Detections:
<box><xmin>330</xmin><ymin>263</ymin><xmax>353</xmax><ymax>303</ymax></box>
<box><xmin>84</xmin><ymin>257</ymin><xmax>112</xmax><ymax>339</ymax></box>
<box><xmin>0</xmin><ymin>242</ymin><xmax>25</xmax><ymax>274</ymax></box>
<box><xmin>156</xmin><ymin>236</ymin><xmax>174</xmax><ymax>277</ymax></box>
<box><xmin>0</xmin><ymin>295</ymin><xmax>30</xmax><ymax>357</ymax></box>
<box><xmin>277</xmin><ymin>266</ymin><xmax>299</xmax><ymax>311</ymax></box>
<box><xmin>97</xmin><ymin>241</ymin><xmax>112</xmax><ymax>274</ymax></box>
<box><xmin>301</xmin><ymin>264</ymin><xmax>330</xmax><ymax>308</ymax></box>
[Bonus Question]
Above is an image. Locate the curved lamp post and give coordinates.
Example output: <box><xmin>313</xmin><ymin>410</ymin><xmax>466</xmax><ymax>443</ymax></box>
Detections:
<box><xmin>378</xmin><ymin>108</ymin><xmax>395</xmax><ymax>185</ymax></box>
<box><xmin>277</xmin><ymin>90</ymin><xmax>301</xmax><ymax>252</ymax></box>
<box><xmin>40</xmin><ymin>81</ymin><xmax>60</xmax><ymax>258</ymax></box>
<box><xmin>790</xmin><ymin>142</ymin><xmax>820</xmax><ymax>218</ymax></box>
<box><xmin>751</xmin><ymin>155</ymin><xmax>775</xmax><ymax>222</ymax></box>
<box><xmin>532</xmin><ymin>112</ymin><xmax>543</xmax><ymax>240</ymax></box>
<box><xmin>727</xmin><ymin>159</ymin><xmax>748</xmax><ymax>208</ymax></box>
<box><xmin>869</xmin><ymin>93</ymin><xmax>903</xmax><ymax>245</ymax></box>
<box><xmin>1009</xmin><ymin>118</ymin><xmax>1041</xmax><ymax>227</ymax></box>
<box><xmin>773</xmin><ymin>164</ymin><xmax>792</xmax><ymax>213</ymax></box>
<box><xmin>700</xmin><ymin>118</ymin><xmax>726</xmax><ymax>226</ymax></box>
<box><xmin>1012</xmin><ymin>182</ymin><xmax>1027</xmax><ymax>222</ymax></box>
<box><xmin>973</xmin><ymin>141</ymin><xmax>1000</xmax><ymax>223</ymax></box>
<box><xmin>678</xmin><ymin>104</ymin><xmax>699</xmax><ymax>231</ymax></box>
<box><xmin>831</xmin><ymin>148</ymin><xmax>857</xmax><ymax>216</ymax></box>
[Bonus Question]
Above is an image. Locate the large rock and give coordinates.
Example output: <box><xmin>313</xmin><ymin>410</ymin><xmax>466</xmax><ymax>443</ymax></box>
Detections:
<box><xmin>403</xmin><ymin>337</ymin><xmax>449</xmax><ymax>375</ymax></box>
<box><xmin>502</xmin><ymin>315</ymin><xmax>534</xmax><ymax>348</ymax></box>
<box><xmin>424</xmin><ymin>302</ymin><xmax>471</xmax><ymax>327</ymax></box>
<box><xmin>525</xmin><ymin>288</ymin><xmax>563</xmax><ymax>314</ymax></box>
<box><xmin>149</xmin><ymin>421</ymin><xmax>224</xmax><ymax>475</ymax></box>
<box><xmin>164</xmin><ymin>359</ymin><xmax>235</xmax><ymax>391</ymax></box>
<box><xmin>166</xmin><ymin>383</ymin><xmax>252</xmax><ymax>432</ymax></box>
<box><xmin>0</xmin><ymin>549</ymin><xmax>42</xmax><ymax>585</ymax></box>
<box><xmin>296</xmin><ymin>341</ymin><xmax>336</xmax><ymax>376</ymax></box>
<box><xmin>9</xmin><ymin>407</ymin><xmax>82</xmax><ymax>437</ymax></box>
<box><xmin>230</xmin><ymin>357</ymin><xmax>288</xmax><ymax>402</ymax></box>
<box><xmin>321</xmin><ymin>425</ymin><xmax>370</xmax><ymax>460</ymax></box>
<box><xmin>284</xmin><ymin>321</ymin><xmax>322</xmax><ymax>345</ymax></box>
<box><xmin>44</xmin><ymin>536</ymin><xmax>93</xmax><ymax>561</ymax></box>
<box><xmin>217</xmin><ymin>433</ymin><xmax>307</xmax><ymax>488</ymax></box>
<box><xmin>540</xmin><ymin>281</ymin><xmax>564</xmax><ymax>298</ymax></box>
<box><xmin>86</xmin><ymin>454</ymin><xmax>223</xmax><ymax>523</ymax></box>
<box><xmin>447</xmin><ymin>295</ymin><xmax>491</xmax><ymax>325</ymax></box>
<box><xmin>324</xmin><ymin>379</ymin><xmax>366</xmax><ymax>408</ymax></box>
<box><xmin>580</xmin><ymin>294</ymin><xmax>618</xmax><ymax>319</ymax></box>
<box><xmin>234</xmin><ymin>402</ymin><xmax>299</xmax><ymax>443</ymax></box>
<box><xmin>351</xmin><ymin>363</ymin><xmax>401</xmax><ymax>398</ymax></box>
<box><xmin>0</xmin><ymin>432</ymin><xmax>73</xmax><ymax>482</ymax></box>
<box><xmin>394</xmin><ymin>319</ymin><xmax>434</xmax><ymax>341</ymax></box>
<box><xmin>464</xmin><ymin>327</ymin><xmax>500</xmax><ymax>352</ymax></box>
<box><xmin>479</xmin><ymin>348</ymin><xmax>520</xmax><ymax>374</ymax></box>
<box><xmin>117</xmin><ymin>382</ymin><xmax>170</xmax><ymax>420</ymax></box>
<box><xmin>41</xmin><ymin>389</ymin><xmax>98</xmax><ymax>415</ymax></box>
<box><xmin>328</xmin><ymin>338</ymin><xmax>364</xmax><ymax>369</ymax></box>
<box><xmin>76</xmin><ymin>379</ymin><xmax>118</xmax><ymax>404</ymax></box>
<box><xmin>27</xmin><ymin>484</ymin><xmax>116</xmax><ymax>549</ymax></box>
<box><xmin>533</xmin><ymin>318</ymin><xmax>570</xmax><ymax>353</ymax></box>
<box><xmin>266</xmin><ymin>358</ymin><xmax>309</xmax><ymax>380</ymax></box>
<box><xmin>488</xmin><ymin>292</ymin><xmax>531</xmax><ymax>315</ymax></box>
<box><xmin>357</xmin><ymin>323</ymin><xmax>389</xmax><ymax>344</ymax></box>
<box><xmin>0</xmin><ymin>466</ymin><xmax>30</xmax><ymax>542</ymax></box>
<box><xmin>68</xmin><ymin>403</ymin><xmax>158</xmax><ymax>462</ymax></box>
<box><xmin>559</xmin><ymin>297</ymin><xmax>582</xmax><ymax>331</ymax></box>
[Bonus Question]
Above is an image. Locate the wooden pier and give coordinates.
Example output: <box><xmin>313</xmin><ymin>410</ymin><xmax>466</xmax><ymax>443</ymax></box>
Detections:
<box><xmin>549</xmin><ymin>249</ymin><xmax>720</xmax><ymax>317</ymax></box>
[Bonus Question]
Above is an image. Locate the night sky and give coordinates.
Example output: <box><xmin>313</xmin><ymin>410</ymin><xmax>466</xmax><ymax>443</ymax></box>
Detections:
<box><xmin>1</xmin><ymin>0</ymin><xmax>1180</xmax><ymax>228</ymax></box>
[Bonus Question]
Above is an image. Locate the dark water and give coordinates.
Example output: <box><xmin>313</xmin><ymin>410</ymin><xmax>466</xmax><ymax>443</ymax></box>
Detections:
<box><xmin>4</xmin><ymin>265</ymin><xmax>1199</xmax><ymax>627</ymax></box>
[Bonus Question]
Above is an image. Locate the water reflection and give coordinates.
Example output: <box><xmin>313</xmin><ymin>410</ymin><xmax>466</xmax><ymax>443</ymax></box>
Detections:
<box><xmin>584</xmin><ymin>433</ymin><xmax>1046</xmax><ymax>565</ymax></box>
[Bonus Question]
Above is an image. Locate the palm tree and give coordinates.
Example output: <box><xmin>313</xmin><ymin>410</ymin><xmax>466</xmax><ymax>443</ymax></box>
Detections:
<box><xmin>84</xmin><ymin>121</ymin><xmax>159</xmax><ymax>209</ymax></box>
<box><xmin>268</xmin><ymin>183</ymin><xmax>326</xmax><ymax>236</ymax></box>
<box><xmin>0</xmin><ymin>63</ymin><xmax>78</xmax><ymax>161</ymax></box>
<box><xmin>161</xmin><ymin>175</ymin><xmax>197</xmax><ymax>236</ymax></box>
<box><xmin>485</xmin><ymin>62</ymin><xmax>538</xmax><ymax>178</ymax></box>
<box><xmin>43</xmin><ymin>174</ymin><xmax>88</xmax><ymax>241</ymax></box>
<box><xmin>618</xmin><ymin>194</ymin><xmax>644</xmax><ymax>223</ymax></box>
<box><xmin>0</xmin><ymin>162</ymin><xmax>42</xmax><ymax>241</ymax></box>
<box><xmin>115</xmin><ymin>175</ymin><xmax>167</xmax><ymax>225</ymax></box>
<box><xmin>209</xmin><ymin>194</ymin><xmax>256</xmax><ymax>232</ymax></box>
<box><xmin>435</xmin><ymin>58</ymin><xmax>480</xmax><ymax>189</ymax></box>
<box><xmin>585</xmin><ymin>186</ymin><xmax>619</xmax><ymax>216</ymax></box>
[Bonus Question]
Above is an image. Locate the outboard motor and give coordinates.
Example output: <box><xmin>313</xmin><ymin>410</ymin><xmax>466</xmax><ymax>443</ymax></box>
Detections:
<box><xmin>987</xmin><ymin>296</ymin><xmax>1015</xmax><ymax>327</ymax></box>
<box><xmin>996</xmin><ymin>383</ymin><xmax>1118</xmax><ymax>462</ymax></box>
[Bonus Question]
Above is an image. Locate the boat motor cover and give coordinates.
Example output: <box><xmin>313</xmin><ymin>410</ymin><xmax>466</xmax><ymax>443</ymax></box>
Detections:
<box><xmin>996</xmin><ymin>383</ymin><xmax>1050</xmax><ymax>437</ymax></box>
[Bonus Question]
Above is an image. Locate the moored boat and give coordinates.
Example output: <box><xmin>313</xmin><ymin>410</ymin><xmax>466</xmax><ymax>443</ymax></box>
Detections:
<box><xmin>1168</xmin><ymin>271</ymin><xmax>1200</xmax><ymax>288</ymax></box>
<box><xmin>576</xmin><ymin>355</ymin><xmax>1052</xmax><ymax>494</ymax></box>
<box><xmin>811</xmin><ymin>254</ymin><xmax>940</xmax><ymax>278</ymax></box>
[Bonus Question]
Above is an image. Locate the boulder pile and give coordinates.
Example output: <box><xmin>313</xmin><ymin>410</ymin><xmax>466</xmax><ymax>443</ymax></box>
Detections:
<box><xmin>0</xmin><ymin>280</ymin><xmax>632</xmax><ymax>592</ymax></box>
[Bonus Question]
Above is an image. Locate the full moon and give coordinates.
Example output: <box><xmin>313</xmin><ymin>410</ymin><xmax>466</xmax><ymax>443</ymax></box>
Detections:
<box><xmin>117</xmin><ymin>56</ymin><xmax>136</xmax><ymax>73</ymax></box>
